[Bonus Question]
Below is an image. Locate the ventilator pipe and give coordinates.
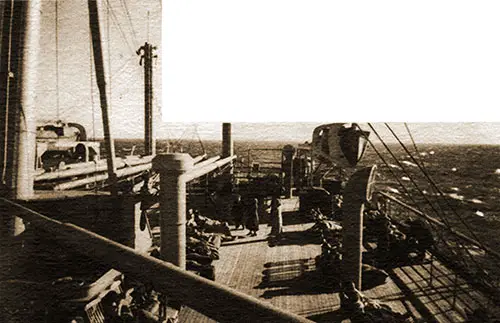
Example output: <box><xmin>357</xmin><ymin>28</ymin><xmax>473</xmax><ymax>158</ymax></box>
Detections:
<box><xmin>342</xmin><ymin>165</ymin><xmax>377</xmax><ymax>290</ymax></box>
<box><xmin>153</xmin><ymin>153</ymin><xmax>193</xmax><ymax>268</ymax></box>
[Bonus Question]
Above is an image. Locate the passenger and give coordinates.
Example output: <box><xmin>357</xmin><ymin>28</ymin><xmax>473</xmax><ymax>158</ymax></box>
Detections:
<box><xmin>270</xmin><ymin>196</ymin><xmax>283</xmax><ymax>237</ymax></box>
<box><xmin>232</xmin><ymin>194</ymin><xmax>244</xmax><ymax>230</ymax></box>
<box><xmin>245</xmin><ymin>198</ymin><xmax>259</xmax><ymax>237</ymax></box>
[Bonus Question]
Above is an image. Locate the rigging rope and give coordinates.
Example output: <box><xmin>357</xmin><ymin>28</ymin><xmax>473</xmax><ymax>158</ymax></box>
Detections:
<box><xmin>104</xmin><ymin>0</ymin><xmax>136</xmax><ymax>57</ymax></box>
<box><xmin>404</xmin><ymin>123</ymin><xmax>422</xmax><ymax>164</ymax></box>
<box><xmin>357</xmin><ymin>125</ymin><xmax>417</xmax><ymax>204</ymax></box>
<box><xmin>1</xmin><ymin>0</ymin><xmax>15</xmax><ymax>184</ymax></box>
<box><xmin>403</xmin><ymin>123</ymin><xmax>447</xmax><ymax>216</ymax></box>
<box><xmin>89</xmin><ymin>11</ymin><xmax>99</xmax><ymax>197</ymax></box>
<box><xmin>364</xmin><ymin>124</ymin><xmax>485</xmax><ymax>273</ymax></box>
<box><xmin>106</xmin><ymin>1</ymin><xmax>112</xmax><ymax>113</ymax></box>
<box><xmin>55</xmin><ymin>0</ymin><xmax>60</xmax><ymax>121</ymax></box>
<box><xmin>384</xmin><ymin>123</ymin><xmax>490</xmax><ymax>253</ymax></box>
<box><xmin>368</xmin><ymin>122</ymin><xmax>472</xmax><ymax>240</ymax></box>
<box><xmin>358</xmin><ymin>125</ymin><xmax>460</xmax><ymax>257</ymax></box>
<box><xmin>119</xmin><ymin>0</ymin><xmax>139</xmax><ymax>47</ymax></box>
<box><xmin>404</xmin><ymin>122</ymin><xmax>450</xmax><ymax>239</ymax></box>
<box><xmin>194</xmin><ymin>124</ymin><xmax>206</xmax><ymax>155</ymax></box>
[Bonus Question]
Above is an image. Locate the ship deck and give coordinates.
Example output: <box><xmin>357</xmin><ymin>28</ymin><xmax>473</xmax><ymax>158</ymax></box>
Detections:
<box><xmin>179</xmin><ymin>198</ymin><xmax>490</xmax><ymax>323</ymax></box>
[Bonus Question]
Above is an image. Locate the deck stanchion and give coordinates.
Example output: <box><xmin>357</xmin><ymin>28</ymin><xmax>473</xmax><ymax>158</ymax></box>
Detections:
<box><xmin>153</xmin><ymin>153</ymin><xmax>193</xmax><ymax>268</ymax></box>
<box><xmin>282</xmin><ymin>145</ymin><xmax>295</xmax><ymax>198</ymax></box>
<box><xmin>429</xmin><ymin>253</ymin><xmax>435</xmax><ymax>287</ymax></box>
<box><xmin>452</xmin><ymin>271</ymin><xmax>459</xmax><ymax>307</ymax></box>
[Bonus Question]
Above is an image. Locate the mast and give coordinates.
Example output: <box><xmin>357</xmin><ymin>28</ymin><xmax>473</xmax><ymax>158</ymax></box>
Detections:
<box><xmin>87</xmin><ymin>0</ymin><xmax>118</xmax><ymax>195</ymax></box>
<box><xmin>0</xmin><ymin>0</ymin><xmax>41</xmax><ymax>238</ymax></box>
<box><xmin>15</xmin><ymin>0</ymin><xmax>41</xmax><ymax>200</ymax></box>
<box><xmin>137</xmin><ymin>42</ymin><xmax>156</xmax><ymax>156</ymax></box>
<box><xmin>0</xmin><ymin>0</ymin><xmax>42</xmax><ymax>200</ymax></box>
<box><xmin>0</xmin><ymin>0</ymin><xmax>21</xmax><ymax>195</ymax></box>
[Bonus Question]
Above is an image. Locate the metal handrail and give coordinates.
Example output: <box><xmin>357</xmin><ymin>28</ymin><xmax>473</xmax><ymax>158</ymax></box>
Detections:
<box><xmin>377</xmin><ymin>192</ymin><xmax>500</xmax><ymax>305</ymax></box>
<box><xmin>378</xmin><ymin>192</ymin><xmax>500</xmax><ymax>262</ymax></box>
<box><xmin>0</xmin><ymin>197</ymin><xmax>312</xmax><ymax>323</ymax></box>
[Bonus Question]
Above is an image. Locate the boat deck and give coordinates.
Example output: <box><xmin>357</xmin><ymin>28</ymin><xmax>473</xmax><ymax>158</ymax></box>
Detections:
<box><xmin>179</xmin><ymin>200</ymin><xmax>491</xmax><ymax>322</ymax></box>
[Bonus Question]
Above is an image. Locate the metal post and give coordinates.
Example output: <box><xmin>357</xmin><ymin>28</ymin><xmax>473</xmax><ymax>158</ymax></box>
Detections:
<box><xmin>88</xmin><ymin>0</ymin><xmax>118</xmax><ymax>196</ymax></box>
<box><xmin>144</xmin><ymin>43</ymin><xmax>152</xmax><ymax>155</ymax></box>
<box><xmin>342</xmin><ymin>166</ymin><xmax>377</xmax><ymax>290</ymax></box>
<box><xmin>153</xmin><ymin>153</ymin><xmax>193</xmax><ymax>269</ymax></box>
<box><xmin>222</xmin><ymin>123</ymin><xmax>233</xmax><ymax>174</ymax></box>
<box><xmin>138</xmin><ymin>42</ymin><xmax>156</xmax><ymax>156</ymax></box>
<box><xmin>282</xmin><ymin>145</ymin><xmax>295</xmax><ymax>198</ymax></box>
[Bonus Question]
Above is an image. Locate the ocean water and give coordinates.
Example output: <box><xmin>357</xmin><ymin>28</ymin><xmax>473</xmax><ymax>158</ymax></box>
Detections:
<box><xmin>360</xmin><ymin>144</ymin><xmax>500</xmax><ymax>251</ymax></box>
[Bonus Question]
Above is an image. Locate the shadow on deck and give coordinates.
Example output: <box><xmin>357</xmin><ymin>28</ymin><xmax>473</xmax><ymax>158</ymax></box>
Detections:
<box><xmin>257</xmin><ymin>258</ymin><xmax>339</xmax><ymax>298</ymax></box>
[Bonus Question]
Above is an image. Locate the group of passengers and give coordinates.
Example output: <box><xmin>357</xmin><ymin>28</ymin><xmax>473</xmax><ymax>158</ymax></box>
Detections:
<box><xmin>231</xmin><ymin>194</ymin><xmax>283</xmax><ymax>238</ymax></box>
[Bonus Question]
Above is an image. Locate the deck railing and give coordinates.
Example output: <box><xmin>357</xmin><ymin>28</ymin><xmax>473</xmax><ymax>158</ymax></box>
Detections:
<box><xmin>0</xmin><ymin>197</ymin><xmax>312</xmax><ymax>323</ymax></box>
<box><xmin>377</xmin><ymin>192</ymin><xmax>500</xmax><ymax>308</ymax></box>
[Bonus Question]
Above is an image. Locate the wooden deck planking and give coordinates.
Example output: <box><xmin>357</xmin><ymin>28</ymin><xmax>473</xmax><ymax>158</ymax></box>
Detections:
<box><xmin>179</xmin><ymin>222</ymin><xmax>425</xmax><ymax>322</ymax></box>
<box><xmin>429</xmin><ymin>260</ymin><xmax>489</xmax><ymax>311</ymax></box>
<box><xmin>178</xmin><ymin>202</ymin><xmax>494</xmax><ymax>322</ymax></box>
<box><xmin>391</xmin><ymin>256</ymin><xmax>491</xmax><ymax>323</ymax></box>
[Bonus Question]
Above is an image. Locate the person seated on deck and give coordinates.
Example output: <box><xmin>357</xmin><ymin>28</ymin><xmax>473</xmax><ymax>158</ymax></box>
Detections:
<box><xmin>375</xmin><ymin>214</ymin><xmax>406</xmax><ymax>264</ymax></box>
<box><xmin>185</xmin><ymin>210</ymin><xmax>232</xmax><ymax>245</ymax></box>
<box><xmin>307</xmin><ymin>208</ymin><xmax>342</xmax><ymax>239</ymax></box>
<box><xmin>187</xmin><ymin>209</ymin><xmax>197</xmax><ymax>229</ymax></box>
<box><xmin>317</xmin><ymin>235</ymin><xmax>343</xmax><ymax>280</ymax></box>
<box><xmin>186</xmin><ymin>209</ymin><xmax>213</xmax><ymax>241</ymax></box>
<box><xmin>399</xmin><ymin>219</ymin><xmax>434</xmax><ymax>263</ymax></box>
<box><xmin>332</xmin><ymin>194</ymin><xmax>343</xmax><ymax>220</ymax></box>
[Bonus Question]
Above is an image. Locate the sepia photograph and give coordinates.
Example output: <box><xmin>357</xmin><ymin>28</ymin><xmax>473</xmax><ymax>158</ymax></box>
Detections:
<box><xmin>1</xmin><ymin>1</ymin><xmax>500</xmax><ymax>322</ymax></box>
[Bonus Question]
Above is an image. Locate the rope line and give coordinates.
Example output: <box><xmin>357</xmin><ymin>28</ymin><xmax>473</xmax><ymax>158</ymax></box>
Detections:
<box><xmin>357</xmin><ymin>125</ymin><xmax>479</xmax><ymax>273</ymax></box>
<box><xmin>1</xmin><ymin>0</ymin><xmax>16</xmax><ymax>184</ymax></box>
<box><xmin>106</xmin><ymin>1</ymin><xmax>112</xmax><ymax>114</ymax></box>
<box><xmin>384</xmin><ymin>123</ymin><xmax>490</xmax><ymax>253</ymax></box>
<box><xmin>88</xmin><ymin>10</ymin><xmax>98</xmax><ymax>196</ymax></box>
<box><xmin>369</xmin><ymin>123</ymin><xmax>486</xmax><ymax>273</ymax></box>
<box><xmin>403</xmin><ymin>123</ymin><xmax>447</xmax><ymax>218</ymax></box>
<box><xmin>104</xmin><ymin>0</ymin><xmax>136</xmax><ymax>57</ymax></box>
<box><xmin>119</xmin><ymin>0</ymin><xmax>139</xmax><ymax>47</ymax></box>
<box><xmin>194</xmin><ymin>124</ymin><xmax>206</xmax><ymax>155</ymax></box>
<box><xmin>55</xmin><ymin>0</ymin><xmax>60</xmax><ymax>120</ymax></box>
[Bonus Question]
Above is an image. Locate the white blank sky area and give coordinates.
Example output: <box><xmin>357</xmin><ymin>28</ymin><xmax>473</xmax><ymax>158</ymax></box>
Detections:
<box><xmin>163</xmin><ymin>0</ymin><xmax>500</xmax><ymax>122</ymax></box>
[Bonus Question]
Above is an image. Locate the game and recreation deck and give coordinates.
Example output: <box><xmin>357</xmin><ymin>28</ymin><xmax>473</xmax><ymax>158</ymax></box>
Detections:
<box><xmin>179</xmin><ymin>198</ymin><xmax>489</xmax><ymax>322</ymax></box>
